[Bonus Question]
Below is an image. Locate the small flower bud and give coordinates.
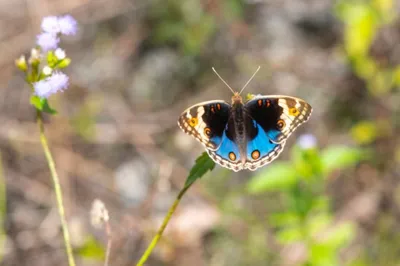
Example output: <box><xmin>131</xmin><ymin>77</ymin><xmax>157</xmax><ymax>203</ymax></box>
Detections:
<box><xmin>29</xmin><ymin>48</ymin><xmax>41</xmax><ymax>65</ymax></box>
<box><xmin>54</xmin><ymin>48</ymin><xmax>66</xmax><ymax>60</ymax></box>
<box><xmin>42</xmin><ymin>66</ymin><xmax>52</xmax><ymax>75</ymax></box>
<box><xmin>15</xmin><ymin>55</ymin><xmax>27</xmax><ymax>71</ymax></box>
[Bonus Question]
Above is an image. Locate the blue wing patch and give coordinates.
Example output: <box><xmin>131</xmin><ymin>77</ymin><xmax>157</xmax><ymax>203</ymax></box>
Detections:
<box><xmin>246</xmin><ymin>124</ymin><xmax>280</xmax><ymax>158</ymax></box>
<box><xmin>215</xmin><ymin>131</ymin><xmax>241</xmax><ymax>162</ymax></box>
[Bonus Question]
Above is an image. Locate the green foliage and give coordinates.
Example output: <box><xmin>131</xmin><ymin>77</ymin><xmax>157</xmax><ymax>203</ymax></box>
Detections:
<box><xmin>30</xmin><ymin>96</ymin><xmax>57</xmax><ymax>114</ymax></box>
<box><xmin>351</xmin><ymin>120</ymin><xmax>378</xmax><ymax>145</ymax></box>
<box><xmin>321</xmin><ymin>146</ymin><xmax>367</xmax><ymax>175</ymax></box>
<box><xmin>47</xmin><ymin>51</ymin><xmax>58</xmax><ymax>68</ymax></box>
<box><xmin>247</xmin><ymin>141</ymin><xmax>364</xmax><ymax>266</ymax></box>
<box><xmin>47</xmin><ymin>51</ymin><xmax>71</xmax><ymax>69</ymax></box>
<box><xmin>57</xmin><ymin>58</ymin><xmax>71</xmax><ymax>69</ymax></box>
<box><xmin>335</xmin><ymin>0</ymin><xmax>399</xmax><ymax>95</ymax></box>
<box><xmin>247</xmin><ymin>162</ymin><xmax>297</xmax><ymax>192</ymax></box>
<box><xmin>185</xmin><ymin>152</ymin><xmax>215</xmax><ymax>187</ymax></box>
<box><xmin>149</xmin><ymin>0</ymin><xmax>217</xmax><ymax>55</ymax></box>
<box><xmin>77</xmin><ymin>236</ymin><xmax>105</xmax><ymax>260</ymax></box>
<box><xmin>149</xmin><ymin>0</ymin><xmax>246</xmax><ymax>56</ymax></box>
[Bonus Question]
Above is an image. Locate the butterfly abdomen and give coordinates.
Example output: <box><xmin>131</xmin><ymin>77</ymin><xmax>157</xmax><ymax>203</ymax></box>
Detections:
<box><xmin>230</xmin><ymin>103</ymin><xmax>249</xmax><ymax>163</ymax></box>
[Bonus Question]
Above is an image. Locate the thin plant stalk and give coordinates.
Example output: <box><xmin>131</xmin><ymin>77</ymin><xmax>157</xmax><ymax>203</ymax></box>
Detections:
<box><xmin>37</xmin><ymin>110</ymin><xmax>76</xmax><ymax>266</ymax></box>
<box><xmin>136</xmin><ymin>182</ymin><xmax>193</xmax><ymax>266</ymax></box>
<box><xmin>104</xmin><ymin>220</ymin><xmax>112</xmax><ymax>266</ymax></box>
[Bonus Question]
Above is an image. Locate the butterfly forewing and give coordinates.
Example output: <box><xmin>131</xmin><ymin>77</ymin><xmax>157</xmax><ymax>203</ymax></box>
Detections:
<box><xmin>246</xmin><ymin>95</ymin><xmax>312</xmax><ymax>144</ymax></box>
<box><xmin>178</xmin><ymin>100</ymin><xmax>230</xmax><ymax>150</ymax></box>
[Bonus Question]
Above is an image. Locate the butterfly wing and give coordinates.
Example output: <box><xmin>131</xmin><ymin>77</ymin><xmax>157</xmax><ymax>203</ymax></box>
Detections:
<box><xmin>244</xmin><ymin>120</ymin><xmax>286</xmax><ymax>171</ymax></box>
<box><xmin>206</xmin><ymin>118</ymin><xmax>245</xmax><ymax>172</ymax></box>
<box><xmin>178</xmin><ymin>100</ymin><xmax>230</xmax><ymax>150</ymax></box>
<box><xmin>246</xmin><ymin>95</ymin><xmax>312</xmax><ymax>143</ymax></box>
<box><xmin>243</xmin><ymin>95</ymin><xmax>312</xmax><ymax>170</ymax></box>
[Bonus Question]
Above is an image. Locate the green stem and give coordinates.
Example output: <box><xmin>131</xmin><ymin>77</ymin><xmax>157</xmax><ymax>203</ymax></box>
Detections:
<box><xmin>136</xmin><ymin>182</ymin><xmax>193</xmax><ymax>266</ymax></box>
<box><xmin>37</xmin><ymin>110</ymin><xmax>76</xmax><ymax>266</ymax></box>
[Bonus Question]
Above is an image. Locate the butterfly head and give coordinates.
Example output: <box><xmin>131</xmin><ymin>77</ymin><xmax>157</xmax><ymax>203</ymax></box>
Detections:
<box><xmin>231</xmin><ymin>92</ymin><xmax>243</xmax><ymax>105</ymax></box>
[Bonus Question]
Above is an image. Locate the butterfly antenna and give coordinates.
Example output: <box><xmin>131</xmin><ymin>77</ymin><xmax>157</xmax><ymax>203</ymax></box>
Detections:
<box><xmin>212</xmin><ymin>67</ymin><xmax>236</xmax><ymax>95</ymax></box>
<box><xmin>239</xmin><ymin>66</ymin><xmax>261</xmax><ymax>95</ymax></box>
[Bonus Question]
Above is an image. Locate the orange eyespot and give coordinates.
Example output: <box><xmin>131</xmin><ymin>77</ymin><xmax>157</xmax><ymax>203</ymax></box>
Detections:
<box><xmin>204</xmin><ymin>127</ymin><xmax>212</xmax><ymax>137</ymax></box>
<box><xmin>189</xmin><ymin>117</ymin><xmax>198</xmax><ymax>127</ymax></box>
<box><xmin>217</xmin><ymin>103</ymin><xmax>221</xmax><ymax>110</ymax></box>
<box><xmin>266</xmin><ymin>99</ymin><xmax>271</xmax><ymax>107</ymax></box>
<box><xmin>229</xmin><ymin>152</ymin><xmax>236</xmax><ymax>161</ymax></box>
<box><xmin>258</xmin><ymin>99</ymin><xmax>262</xmax><ymax>106</ymax></box>
<box><xmin>277</xmin><ymin>119</ymin><xmax>285</xmax><ymax>130</ymax></box>
<box><xmin>251</xmin><ymin>150</ymin><xmax>260</xmax><ymax>160</ymax></box>
<box><xmin>289</xmin><ymin>107</ymin><xmax>299</xmax><ymax>116</ymax></box>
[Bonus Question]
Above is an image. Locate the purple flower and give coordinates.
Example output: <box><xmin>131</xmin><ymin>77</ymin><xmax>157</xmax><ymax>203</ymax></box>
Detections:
<box><xmin>36</xmin><ymin>32</ymin><xmax>59</xmax><ymax>51</ymax></box>
<box><xmin>40</xmin><ymin>15</ymin><xmax>78</xmax><ymax>36</ymax></box>
<box><xmin>58</xmin><ymin>15</ymin><xmax>78</xmax><ymax>35</ymax></box>
<box><xmin>41</xmin><ymin>16</ymin><xmax>60</xmax><ymax>34</ymax></box>
<box><xmin>34</xmin><ymin>72</ymin><xmax>69</xmax><ymax>98</ymax></box>
<box><xmin>48</xmin><ymin>72</ymin><xmax>69</xmax><ymax>91</ymax></box>
<box><xmin>34</xmin><ymin>80</ymin><xmax>53</xmax><ymax>98</ymax></box>
<box><xmin>297</xmin><ymin>134</ymin><xmax>317</xmax><ymax>150</ymax></box>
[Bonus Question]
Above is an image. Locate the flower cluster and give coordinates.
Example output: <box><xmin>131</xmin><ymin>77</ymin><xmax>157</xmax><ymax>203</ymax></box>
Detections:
<box><xmin>37</xmin><ymin>15</ymin><xmax>78</xmax><ymax>52</ymax></box>
<box><xmin>16</xmin><ymin>15</ymin><xmax>77</xmax><ymax>101</ymax></box>
<box><xmin>15</xmin><ymin>14</ymin><xmax>77</xmax><ymax>111</ymax></box>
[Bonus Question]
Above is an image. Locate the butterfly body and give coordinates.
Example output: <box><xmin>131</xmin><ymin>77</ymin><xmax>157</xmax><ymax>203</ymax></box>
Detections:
<box><xmin>178</xmin><ymin>93</ymin><xmax>312</xmax><ymax>172</ymax></box>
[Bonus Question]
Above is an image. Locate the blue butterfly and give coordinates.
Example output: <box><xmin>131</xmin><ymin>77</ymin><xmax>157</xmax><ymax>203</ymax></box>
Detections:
<box><xmin>178</xmin><ymin>68</ymin><xmax>312</xmax><ymax>172</ymax></box>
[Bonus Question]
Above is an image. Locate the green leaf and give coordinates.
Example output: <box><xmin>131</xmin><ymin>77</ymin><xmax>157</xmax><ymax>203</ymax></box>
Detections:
<box><xmin>307</xmin><ymin>213</ymin><xmax>332</xmax><ymax>236</ymax></box>
<box><xmin>292</xmin><ymin>146</ymin><xmax>323</xmax><ymax>180</ymax></box>
<box><xmin>321</xmin><ymin>221</ymin><xmax>356</xmax><ymax>249</ymax></box>
<box><xmin>30</xmin><ymin>95</ymin><xmax>44</xmax><ymax>110</ymax></box>
<box><xmin>351</xmin><ymin>120</ymin><xmax>378</xmax><ymax>145</ymax></box>
<box><xmin>42</xmin><ymin>99</ymin><xmax>57</xmax><ymax>114</ymax></box>
<box><xmin>30</xmin><ymin>96</ymin><xmax>57</xmax><ymax>114</ymax></box>
<box><xmin>184</xmin><ymin>152</ymin><xmax>215</xmax><ymax>187</ymax></box>
<box><xmin>310</xmin><ymin>242</ymin><xmax>337</xmax><ymax>266</ymax></box>
<box><xmin>321</xmin><ymin>146</ymin><xmax>365</xmax><ymax>175</ymax></box>
<box><xmin>247</xmin><ymin>162</ymin><xmax>297</xmax><ymax>193</ymax></box>
<box><xmin>77</xmin><ymin>236</ymin><xmax>105</xmax><ymax>260</ymax></box>
<box><xmin>57</xmin><ymin>58</ymin><xmax>71</xmax><ymax>69</ymax></box>
<box><xmin>276</xmin><ymin>225</ymin><xmax>303</xmax><ymax>244</ymax></box>
<box><xmin>269</xmin><ymin>212</ymin><xmax>300</xmax><ymax>227</ymax></box>
<box><xmin>47</xmin><ymin>50</ymin><xmax>58</xmax><ymax>68</ymax></box>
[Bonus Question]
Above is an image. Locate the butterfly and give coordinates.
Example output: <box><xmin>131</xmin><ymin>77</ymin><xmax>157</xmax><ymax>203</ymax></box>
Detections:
<box><xmin>178</xmin><ymin>67</ymin><xmax>312</xmax><ymax>172</ymax></box>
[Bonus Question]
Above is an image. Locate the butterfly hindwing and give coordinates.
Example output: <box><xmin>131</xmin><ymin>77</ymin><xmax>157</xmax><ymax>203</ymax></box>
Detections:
<box><xmin>178</xmin><ymin>100</ymin><xmax>230</xmax><ymax>150</ymax></box>
<box><xmin>246</xmin><ymin>95</ymin><xmax>312</xmax><ymax>144</ymax></box>
<box><xmin>244</xmin><ymin>119</ymin><xmax>286</xmax><ymax>171</ymax></box>
<box><xmin>207</xmin><ymin>118</ymin><xmax>244</xmax><ymax>172</ymax></box>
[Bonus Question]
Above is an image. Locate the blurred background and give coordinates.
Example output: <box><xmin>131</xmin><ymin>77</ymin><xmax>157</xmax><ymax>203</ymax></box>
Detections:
<box><xmin>1</xmin><ymin>0</ymin><xmax>400</xmax><ymax>265</ymax></box>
